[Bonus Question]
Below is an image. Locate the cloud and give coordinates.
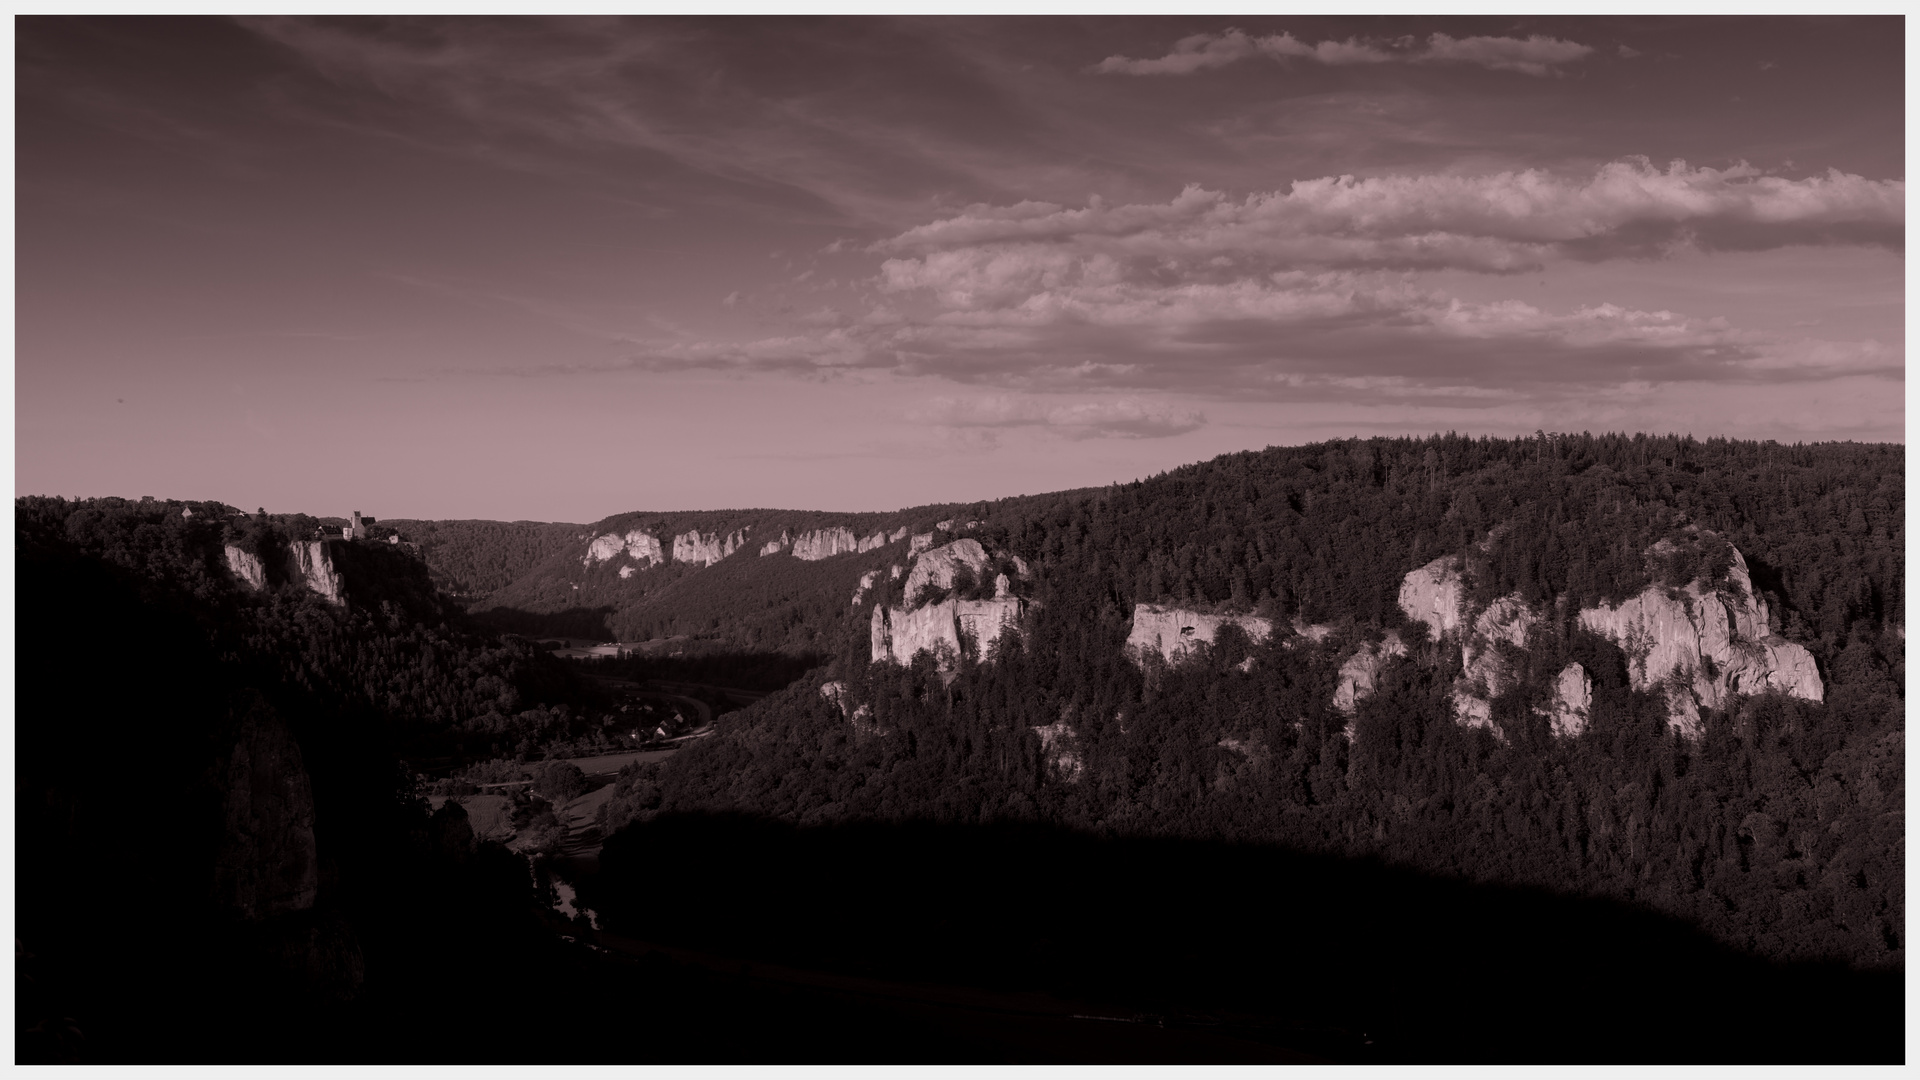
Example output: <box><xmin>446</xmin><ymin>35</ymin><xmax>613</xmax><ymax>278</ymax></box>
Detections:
<box><xmin>1096</xmin><ymin>29</ymin><xmax>1594</xmax><ymax>77</ymax></box>
<box><xmin>909</xmin><ymin>395</ymin><xmax>1206</xmax><ymax>439</ymax></box>
<box><xmin>880</xmin><ymin>160</ymin><xmax>1903</xmax><ymax>273</ymax></box>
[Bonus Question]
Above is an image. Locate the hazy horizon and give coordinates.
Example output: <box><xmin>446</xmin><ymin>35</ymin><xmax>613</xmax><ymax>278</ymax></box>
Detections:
<box><xmin>18</xmin><ymin>16</ymin><xmax>1903</xmax><ymax>521</ymax></box>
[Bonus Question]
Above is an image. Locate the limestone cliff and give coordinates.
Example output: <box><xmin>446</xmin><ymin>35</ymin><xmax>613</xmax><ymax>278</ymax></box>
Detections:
<box><xmin>870</xmin><ymin>596</ymin><xmax>1025</xmax><ymax>667</ymax></box>
<box><xmin>1543</xmin><ymin>663</ymin><xmax>1593</xmax><ymax>738</ymax></box>
<box><xmin>1577</xmin><ymin>541</ymin><xmax>1822</xmax><ymax>736</ymax></box>
<box><xmin>760</xmin><ymin>531</ymin><xmax>791</xmax><ymax>556</ymax></box>
<box><xmin>224</xmin><ymin>545</ymin><xmax>268</xmax><ymax>591</ymax></box>
<box><xmin>851</xmin><ymin>570</ymin><xmax>879</xmax><ymax>606</ymax></box>
<box><xmin>1125</xmin><ymin>605</ymin><xmax>1275</xmax><ymax>666</ymax></box>
<box><xmin>909</xmin><ymin>532</ymin><xmax>936</xmax><ymax>557</ymax></box>
<box><xmin>1453</xmin><ymin>593</ymin><xmax>1542</xmax><ymax>729</ymax></box>
<box><xmin>889</xmin><ymin>526</ymin><xmax>909</xmax><ymax>544</ymax></box>
<box><xmin>1393</xmin><ymin>536</ymin><xmax>1823</xmax><ymax>738</ymax></box>
<box><xmin>903</xmin><ymin>539</ymin><xmax>990</xmax><ymax>601</ymax></box>
<box><xmin>1333</xmin><ymin>632</ymin><xmax>1408</xmax><ymax>719</ymax></box>
<box><xmin>213</xmin><ymin>692</ymin><xmax>319</xmax><ymax>921</ymax></box>
<box><xmin>287</xmin><ymin>541</ymin><xmax>346</xmax><ymax>606</ymax></box>
<box><xmin>791</xmin><ymin>527</ymin><xmax>861</xmax><ymax>561</ymax></box>
<box><xmin>672</xmin><ymin>528</ymin><xmax>750</xmax><ymax>566</ymax></box>
<box><xmin>857</xmin><ymin>530</ymin><xmax>890</xmax><ymax>553</ymax></box>
<box><xmin>584</xmin><ymin>529</ymin><xmax>666</xmax><ymax>568</ymax></box>
<box><xmin>1399</xmin><ymin>555</ymin><xmax>1469</xmax><ymax>641</ymax></box>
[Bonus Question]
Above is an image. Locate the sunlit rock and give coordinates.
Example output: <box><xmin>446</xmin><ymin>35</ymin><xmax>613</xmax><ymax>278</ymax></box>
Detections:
<box><xmin>1125</xmin><ymin>605</ymin><xmax>1274</xmax><ymax>666</ymax></box>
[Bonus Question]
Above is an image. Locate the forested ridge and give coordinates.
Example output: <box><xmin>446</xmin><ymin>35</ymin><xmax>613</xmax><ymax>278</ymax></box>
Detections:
<box><xmin>598</xmin><ymin>434</ymin><xmax>1903</xmax><ymax>970</ymax></box>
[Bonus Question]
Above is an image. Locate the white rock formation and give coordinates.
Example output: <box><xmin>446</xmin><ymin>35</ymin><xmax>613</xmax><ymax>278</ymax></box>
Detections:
<box><xmin>903</xmin><ymin>539</ymin><xmax>991</xmax><ymax>601</ymax></box>
<box><xmin>287</xmin><ymin>541</ymin><xmax>345</xmax><ymax>606</ymax></box>
<box><xmin>1399</xmin><ymin>555</ymin><xmax>1469</xmax><ymax>641</ymax></box>
<box><xmin>1453</xmin><ymin>593</ymin><xmax>1542</xmax><ymax>730</ymax></box>
<box><xmin>760</xmin><ymin>531</ymin><xmax>791</xmax><ymax>557</ymax></box>
<box><xmin>1577</xmin><ymin>543</ymin><xmax>1822</xmax><ymax>737</ymax></box>
<box><xmin>889</xmin><ymin>526</ymin><xmax>909</xmax><ymax>543</ymax></box>
<box><xmin>1033</xmin><ymin>721</ymin><xmax>1083</xmax><ymax>782</ymax></box>
<box><xmin>851</xmin><ymin>570</ymin><xmax>879</xmax><ymax>606</ymax></box>
<box><xmin>224</xmin><ymin>545</ymin><xmax>267</xmax><ymax>591</ymax></box>
<box><xmin>618</xmin><ymin>566</ymin><xmax>634</xmax><ymax>579</ymax></box>
<box><xmin>792</xmin><ymin>527</ymin><xmax>861</xmax><ymax>560</ymax></box>
<box><xmin>857</xmin><ymin>531</ymin><xmax>889</xmax><ymax>553</ymax></box>
<box><xmin>673</xmin><ymin>528</ymin><xmax>749</xmax><ymax>566</ymax></box>
<box><xmin>1333</xmin><ymin>632</ymin><xmax>1408</xmax><ymax>719</ymax></box>
<box><xmin>909</xmin><ymin>532</ymin><xmax>936</xmax><ymax>558</ymax></box>
<box><xmin>889</xmin><ymin>564</ymin><xmax>903</xmax><ymax>580</ymax></box>
<box><xmin>870</xmin><ymin>596</ymin><xmax>1025</xmax><ymax>667</ymax></box>
<box><xmin>993</xmin><ymin>573</ymin><xmax>1012</xmax><ymax>598</ymax></box>
<box><xmin>935</xmin><ymin>519</ymin><xmax>953</xmax><ymax>531</ymax></box>
<box><xmin>1125</xmin><ymin>605</ymin><xmax>1275</xmax><ymax>666</ymax></box>
<box><xmin>1543</xmin><ymin>662</ymin><xmax>1593</xmax><ymax>738</ymax></box>
<box><xmin>585</xmin><ymin>529</ymin><xmax>666</xmax><ymax>568</ymax></box>
<box><xmin>1291</xmin><ymin>619</ymin><xmax>1334</xmax><ymax>644</ymax></box>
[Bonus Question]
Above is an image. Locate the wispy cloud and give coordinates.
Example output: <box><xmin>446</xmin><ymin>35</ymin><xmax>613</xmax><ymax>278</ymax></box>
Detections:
<box><xmin>1095</xmin><ymin>29</ymin><xmax>1595</xmax><ymax>78</ymax></box>
<box><xmin>909</xmin><ymin>395</ymin><xmax>1205</xmax><ymax>439</ymax></box>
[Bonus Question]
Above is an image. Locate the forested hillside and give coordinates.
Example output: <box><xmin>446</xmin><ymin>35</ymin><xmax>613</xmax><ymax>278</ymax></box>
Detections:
<box><xmin>377</xmin><ymin>518</ymin><xmax>586</xmax><ymax>600</ymax></box>
<box><xmin>599</xmin><ymin>434</ymin><xmax>1904</xmax><ymax>970</ymax></box>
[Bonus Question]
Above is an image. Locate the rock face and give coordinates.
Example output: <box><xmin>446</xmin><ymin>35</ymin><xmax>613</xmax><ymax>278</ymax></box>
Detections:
<box><xmin>857</xmin><ymin>530</ymin><xmax>890</xmax><ymax>553</ymax></box>
<box><xmin>760</xmin><ymin>531</ymin><xmax>791</xmax><ymax>556</ymax></box>
<box><xmin>585</xmin><ymin>529</ymin><xmax>666</xmax><ymax>568</ymax></box>
<box><xmin>1333</xmin><ymin>633</ymin><xmax>1408</xmax><ymax>717</ymax></box>
<box><xmin>1125</xmin><ymin>605</ymin><xmax>1275</xmax><ymax>666</ymax></box>
<box><xmin>792</xmin><ymin>527</ymin><xmax>861</xmax><ymax>561</ymax></box>
<box><xmin>1577</xmin><ymin>543</ymin><xmax>1822</xmax><ymax>736</ymax></box>
<box><xmin>1544</xmin><ymin>663</ymin><xmax>1593</xmax><ymax>738</ymax></box>
<box><xmin>1399</xmin><ymin>555</ymin><xmax>1469</xmax><ymax>641</ymax></box>
<box><xmin>1453</xmin><ymin>593</ymin><xmax>1542</xmax><ymax>729</ymax></box>
<box><xmin>889</xmin><ymin>526</ymin><xmax>909</xmax><ymax>543</ymax></box>
<box><xmin>672</xmin><ymin>528</ymin><xmax>749</xmax><ymax>566</ymax></box>
<box><xmin>903</xmin><ymin>539</ymin><xmax>991</xmax><ymax>601</ymax></box>
<box><xmin>909</xmin><ymin>532</ymin><xmax>936</xmax><ymax>557</ymax></box>
<box><xmin>213</xmin><ymin>692</ymin><xmax>320</xmax><ymax>921</ymax></box>
<box><xmin>224</xmin><ymin>545</ymin><xmax>267</xmax><ymax>591</ymax></box>
<box><xmin>851</xmin><ymin>570</ymin><xmax>879</xmax><ymax>606</ymax></box>
<box><xmin>870</xmin><ymin>596</ymin><xmax>1025</xmax><ymax>667</ymax></box>
<box><xmin>287</xmin><ymin>541</ymin><xmax>346</xmax><ymax>606</ymax></box>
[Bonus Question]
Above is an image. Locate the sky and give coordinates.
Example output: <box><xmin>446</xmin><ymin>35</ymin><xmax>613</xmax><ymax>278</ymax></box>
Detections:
<box><xmin>16</xmin><ymin>16</ymin><xmax>1905</xmax><ymax>522</ymax></box>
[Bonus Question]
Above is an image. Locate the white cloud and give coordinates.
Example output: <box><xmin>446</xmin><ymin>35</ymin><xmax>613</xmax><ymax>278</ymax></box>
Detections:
<box><xmin>1096</xmin><ymin>29</ymin><xmax>1593</xmax><ymax>78</ymax></box>
<box><xmin>909</xmin><ymin>395</ymin><xmax>1206</xmax><ymax>439</ymax></box>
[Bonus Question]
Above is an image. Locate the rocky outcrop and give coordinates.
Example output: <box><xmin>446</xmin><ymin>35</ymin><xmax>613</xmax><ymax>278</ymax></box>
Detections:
<box><xmin>791</xmin><ymin>527</ymin><xmax>861</xmax><ymax>561</ymax></box>
<box><xmin>213</xmin><ymin>692</ymin><xmax>319</xmax><ymax>921</ymax></box>
<box><xmin>1577</xmin><ymin>542</ymin><xmax>1822</xmax><ymax>737</ymax></box>
<box><xmin>890</xmin><ymin>564</ymin><xmax>903</xmax><ymax>580</ymax></box>
<box><xmin>1544</xmin><ymin>663</ymin><xmax>1593</xmax><ymax>738</ymax></box>
<box><xmin>857</xmin><ymin>530</ymin><xmax>890</xmax><ymax>553</ymax></box>
<box><xmin>851</xmin><ymin>570</ymin><xmax>879</xmax><ymax>606</ymax></box>
<box><xmin>585</xmin><ymin>529</ymin><xmax>666</xmax><ymax>568</ymax></box>
<box><xmin>618</xmin><ymin>565</ymin><xmax>635</xmax><ymax>579</ymax></box>
<box><xmin>870</xmin><ymin>596</ymin><xmax>1025</xmax><ymax>667</ymax></box>
<box><xmin>1333</xmin><ymin>633</ymin><xmax>1408</xmax><ymax>719</ymax></box>
<box><xmin>889</xmin><ymin>526</ymin><xmax>909</xmax><ymax>543</ymax></box>
<box><xmin>1399</xmin><ymin>555</ymin><xmax>1469</xmax><ymax>641</ymax></box>
<box><xmin>903</xmin><ymin>539</ymin><xmax>991</xmax><ymax>601</ymax></box>
<box><xmin>287</xmin><ymin>541</ymin><xmax>345</xmax><ymax>606</ymax></box>
<box><xmin>1125</xmin><ymin>605</ymin><xmax>1275</xmax><ymax>666</ymax></box>
<box><xmin>224</xmin><ymin>545</ymin><xmax>268</xmax><ymax>591</ymax></box>
<box><xmin>909</xmin><ymin>532</ymin><xmax>936</xmax><ymax>557</ymax></box>
<box><xmin>672</xmin><ymin>528</ymin><xmax>749</xmax><ymax>566</ymax></box>
<box><xmin>1453</xmin><ymin>593</ymin><xmax>1542</xmax><ymax>730</ymax></box>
